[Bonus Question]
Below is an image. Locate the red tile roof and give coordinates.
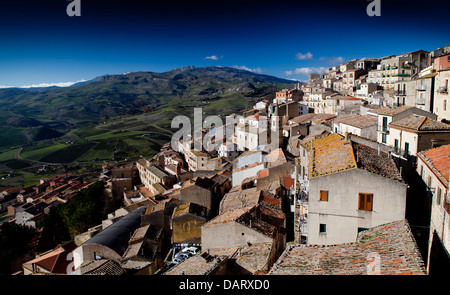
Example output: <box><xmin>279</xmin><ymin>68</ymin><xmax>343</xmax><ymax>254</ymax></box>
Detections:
<box><xmin>269</xmin><ymin>220</ymin><xmax>426</xmax><ymax>275</ymax></box>
<box><xmin>418</xmin><ymin>144</ymin><xmax>450</xmax><ymax>188</ymax></box>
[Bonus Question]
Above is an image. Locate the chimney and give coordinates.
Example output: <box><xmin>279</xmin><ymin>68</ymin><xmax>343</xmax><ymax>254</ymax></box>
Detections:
<box><xmin>344</xmin><ymin>132</ymin><xmax>350</xmax><ymax>142</ymax></box>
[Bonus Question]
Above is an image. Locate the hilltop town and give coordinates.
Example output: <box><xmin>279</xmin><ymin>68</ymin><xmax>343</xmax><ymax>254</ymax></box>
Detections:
<box><xmin>1</xmin><ymin>45</ymin><xmax>450</xmax><ymax>276</ymax></box>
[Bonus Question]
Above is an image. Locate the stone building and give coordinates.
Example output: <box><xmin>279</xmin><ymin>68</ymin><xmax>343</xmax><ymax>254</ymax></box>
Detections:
<box><xmin>171</xmin><ymin>202</ymin><xmax>208</xmax><ymax>246</ymax></box>
<box><xmin>201</xmin><ymin>204</ymin><xmax>285</xmax><ymax>252</ymax></box>
<box><xmin>72</xmin><ymin>206</ymin><xmax>146</xmax><ymax>271</ymax></box>
<box><xmin>433</xmin><ymin>68</ymin><xmax>450</xmax><ymax>121</ymax></box>
<box><xmin>417</xmin><ymin>145</ymin><xmax>450</xmax><ymax>273</ymax></box>
<box><xmin>304</xmin><ymin>133</ymin><xmax>407</xmax><ymax>245</ymax></box>
<box><xmin>388</xmin><ymin>114</ymin><xmax>450</xmax><ymax>158</ymax></box>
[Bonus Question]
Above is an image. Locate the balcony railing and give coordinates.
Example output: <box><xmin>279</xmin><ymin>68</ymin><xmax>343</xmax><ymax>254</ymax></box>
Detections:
<box><xmin>377</xmin><ymin>125</ymin><xmax>389</xmax><ymax>133</ymax></box>
<box><xmin>437</xmin><ymin>86</ymin><xmax>448</xmax><ymax>94</ymax></box>
<box><xmin>416</xmin><ymin>86</ymin><xmax>426</xmax><ymax>91</ymax></box>
<box><xmin>394</xmin><ymin>90</ymin><xmax>406</xmax><ymax>96</ymax></box>
<box><xmin>393</xmin><ymin>147</ymin><xmax>410</xmax><ymax>158</ymax></box>
<box><xmin>415</xmin><ymin>98</ymin><xmax>426</xmax><ymax>105</ymax></box>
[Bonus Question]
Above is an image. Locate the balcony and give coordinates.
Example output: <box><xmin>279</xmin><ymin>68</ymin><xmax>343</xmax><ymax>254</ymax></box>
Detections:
<box><xmin>393</xmin><ymin>147</ymin><xmax>410</xmax><ymax>158</ymax></box>
<box><xmin>416</xmin><ymin>85</ymin><xmax>426</xmax><ymax>91</ymax></box>
<box><xmin>437</xmin><ymin>86</ymin><xmax>448</xmax><ymax>94</ymax></box>
<box><xmin>415</xmin><ymin>98</ymin><xmax>426</xmax><ymax>105</ymax></box>
<box><xmin>394</xmin><ymin>90</ymin><xmax>406</xmax><ymax>96</ymax></box>
<box><xmin>377</xmin><ymin>125</ymin><xmax>389</xmax><ymax>133</ymax></box>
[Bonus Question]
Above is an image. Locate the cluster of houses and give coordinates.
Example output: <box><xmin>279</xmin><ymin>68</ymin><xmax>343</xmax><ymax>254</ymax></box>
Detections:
<box><xmin>1</xmin><ymin>174</ymin><xmax>91</xmax><ymax>229</ymax></box>
<box><xmin>5</xmin><ymin>45</ymin><xmax>450</xmax><ymax>276</ymax></box>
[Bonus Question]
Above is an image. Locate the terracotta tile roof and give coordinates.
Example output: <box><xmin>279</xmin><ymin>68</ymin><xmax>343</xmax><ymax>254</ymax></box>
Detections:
<box><xmin>219</xmin><ymin>187</ymin><xmax>261</xmax><ymax>214</ymax></box>
<box><xmin>235</xmin><ymin>211</ymin><xmax>278</xmax><ymax>238</ymax></box>
<box><xmin>307</xmin><ymin>133</ymin><xmax>357</xmax><ymax>178</ymax></box>
<box><xmin>289</xmin><ymin>113</ymin><xmax>336</xmax><ymax>125</ymax></box>
<box><xmin>77</xmin><ymin>259</ymin><xmax>126</xmax><ymax>275</ymax></box>
<box><xmin>257</xmin><ymin>168</ymin><xmax>269</xmax><ymax>178</ymax></box>
<box><xmin>281</xmin><ymin>176</ymin><xmax>295</xmax><ymax>189</ymax></box>
<box><xmin>334</xmin><ymin>114</ymin><xmax>378</xmax><ymax>129</ymax></box>
<box><xmin>265</xmin><ymin>148</ymin><xmax>287</xmax><ymax>165</ymax></box>
<box><xmin>23</xmin><ymin>242</ymin><xmax>77</xmax><ymax>274</ymax></box>
<box><xmin>389</xmin><ymin>115</ymin><xmax>450</xmax><ymax>132</ymax></box>
<box><xmin>230</xmin><ymin>243</ymin><xmax>273</xmax><ymax>274</ymax></box>
<box><xmin>269</xmin><ymin>220</ymin><xmax>426</xmax><ymax>275</ymax></box>
<box><xmin>206</xmin><ymin>207</ymin><xmax>254</xmax><ymax>225</ymax></box>
<box><xmin>369</xmin><ymin>105</ymin><xmax>414</xmax><ymax>116</ymax></box>
<box><xmin>163</xmin><ymin>252</ymin><xmax>228</xmax><ymax>275</ymax></box>
<box><xmin>418</xmin><ymin>144</ymin><xmax>450</xmax><ymax>188</ymax></box>
<box><xmin>354</xmin><ymin>143</ymin><xmax>404</xmax><ymax>182</ymax></box>
<box><xmin>233</xmin><ymin>162</ymin><xmax>264</xmax><ymax>173</ymax></box>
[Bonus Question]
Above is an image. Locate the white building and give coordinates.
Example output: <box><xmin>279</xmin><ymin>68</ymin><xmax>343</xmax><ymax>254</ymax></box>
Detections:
<box><xmin>332</xmin><ymin>114</ymin><xmax>378</xmax><ymax>141</ymax></box>
<box><xmin>368</xmin><ymin>105</ymin><xmax>437</xmax><ymax>146</ymax></box>
<box><xmin>387</xmin><ymin>114</ymin><xmax>450</xmax><ymax>158</ymax></box>
<box><xmin>433</xmin><ymin>68</ymin><xmax>450</xmax><ymax>121</ymax></box>
<box><xmin>417</xmin><ymin>145</ymin><xmax>450</xmax><ymax>273</ymax></box>
<box><xmin>303</xmin><ymin>133</ymin><xmax>407</xmax><ymax>245</ymax></box>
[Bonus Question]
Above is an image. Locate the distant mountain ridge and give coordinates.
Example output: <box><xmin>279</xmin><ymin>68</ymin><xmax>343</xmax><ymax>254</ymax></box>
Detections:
<box><xmin>0</xmin><ymin>66</ymin><xmax>299</xmax><ymax>150</ymax></box>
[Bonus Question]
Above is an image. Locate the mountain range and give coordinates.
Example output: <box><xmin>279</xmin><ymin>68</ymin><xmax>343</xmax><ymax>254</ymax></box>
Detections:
<box><xmin>0</xmin><ymin>66</ymin><xmax>298</xmax><ymax>151</ymax></box>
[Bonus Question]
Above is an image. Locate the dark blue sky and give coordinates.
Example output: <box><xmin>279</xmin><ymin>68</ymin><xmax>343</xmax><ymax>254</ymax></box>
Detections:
<box><xmin>0</xmin><ymin>0</ymin><xmax>449</xmax><ymax>86</ymax></box>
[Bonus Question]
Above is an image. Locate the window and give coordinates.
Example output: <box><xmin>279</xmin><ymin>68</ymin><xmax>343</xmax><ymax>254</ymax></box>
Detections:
<box><xmin>404</xmin><ymin>142</ymin><xmax>409</xmax><ymax>155</ymax></box>
<box><xmin>394</xmin><ymin>139</ymin><xmax>399</xmax><ymax>152</ymax></box>
<box><xmin>436</xmin><ymin>187</ymin><xmax>442</xmax><ymax>206</ymax></box>
<box><xmin>358</xmin><ymin>227</ymin><xmax>369</xmax><ymax>233</ymax></box>
<box><xmin>320</xmin><ymin>190</ymin><xmax>329</xmax><ymax>202</ymax></box>
<box><xmin>382</xmin><ymin>117</ymin><xmax>388</xmax><ymax>131</ymax></box>
<box><xmin>420</xmin><ymin>165</ymin><xmax>423</xmax><ymax>177</ymax></box>
<box><xmin>444</xmin><ymin>100</ymin><xmax>447</xmax><ymax>111</ymax></box>
<box><xmin>382</xmin><ymin>133</ymin><xmax>387</xmax><ymax>144</ymax></box>
<box><xmin>358</xmin><ymin>193</ymin><xmax>373</xmax><ymax>211</ymax></box>
<box><xmin>427</xmin><ymin>175</ymin><xmax>432</xmax><ymax>187</ymax></box>
<box><xmin>319</xmin><ymin>224</ymin><xmax>327</xmax><ymax>234</ymax></box>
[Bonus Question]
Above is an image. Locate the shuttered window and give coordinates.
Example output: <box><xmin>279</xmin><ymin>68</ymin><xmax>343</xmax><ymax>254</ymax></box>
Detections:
<box><xmin>320</xmin><ymin>190</ymin><xmax>329</xmax><ymax>202</ymax></box>
<box><xmin>358</xmin><ymin>193</ymin><xmax>373</xmax><ymax>211</ymax></box>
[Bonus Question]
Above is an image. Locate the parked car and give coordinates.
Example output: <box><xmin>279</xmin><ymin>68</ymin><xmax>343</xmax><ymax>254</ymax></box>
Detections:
<box><xmin>173</xmin><ymin>253</ymin><xmax>185</xmax><ymax>264</ymax></box>
<box><xmin>182</xmin><ymin>246</ymin><xmax>199</xmax><ymax>255</ymax></box>
<box><xmin>173</xmin><ymin>251</ymin><xmax>190</xmax><ymax>264</ymax></box>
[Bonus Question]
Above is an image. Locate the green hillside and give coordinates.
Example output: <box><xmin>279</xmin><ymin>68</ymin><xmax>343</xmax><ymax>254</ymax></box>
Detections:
<box><xmin>0</xmin><ymin>66</ymin><xmax>298</xmax><ymax>176</ymax></box>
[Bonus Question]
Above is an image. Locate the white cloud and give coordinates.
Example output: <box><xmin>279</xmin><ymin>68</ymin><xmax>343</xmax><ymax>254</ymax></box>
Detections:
<box><xmin>0</xmin><ymin>80</ymin><xmax>87</xmax><ymax>89</ymax></box>
<box><xmin>295</xmin><ymin>52</ymin><xmax>314</xmax><ymax>60</ymax></box>
<box><xmin>319</xmin><ymin>56</ymin><xmax>345</xmax><ymax>65</ymax></box>
<box><xmin>284</xmin><ymin>67</ymin><xmax>328</xmax><ymax>76</ymax></box>
<box><xmin>233</xmin><ymin>65</ymin><xmax>264</xmax><ymax>74</ymax></box>
<box><xmin>205</xmin><ymin>55</ymin><xmax>222</xmax><ymax>60</ymax></box>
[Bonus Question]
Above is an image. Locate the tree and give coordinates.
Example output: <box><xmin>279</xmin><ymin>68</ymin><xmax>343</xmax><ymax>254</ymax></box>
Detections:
<box><xmin>0</xmin><ymin>223</ymin><xmax>36</xmax><ymax>274</ymax></box>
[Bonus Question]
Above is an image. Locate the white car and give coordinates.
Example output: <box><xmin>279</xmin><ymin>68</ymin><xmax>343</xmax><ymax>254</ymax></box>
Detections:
<box><xmin>173</xmin><ymin>252</ymin><xmax>187</xmax><ymax>264</ymax></box>
<box><xmin>182</xmin><ymin>246</ymin><xmax>199</xmax><ymax>255</ymax></box>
